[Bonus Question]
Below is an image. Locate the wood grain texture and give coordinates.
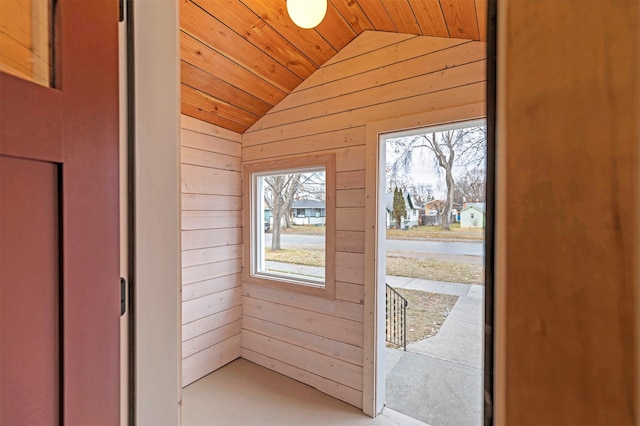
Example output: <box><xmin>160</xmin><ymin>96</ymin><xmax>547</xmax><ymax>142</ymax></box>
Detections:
<box><xmin>181</xmin><ymin>117</ymin><xmax>243</xmax><ymax>385</ymax></box>
<box><xmin>179</xmin><ymin>0</ymin><xmax>487</xmax><ymax>133</ymax></box>
<box><xmin>241</xmin><ymin>32</ymin><xmax>486</xmax><ymax>410</ymax></box>
<box><xmin>498</xmin><ymin>0</ymin><xmax>639</xmax><ymax>424</ymax></box>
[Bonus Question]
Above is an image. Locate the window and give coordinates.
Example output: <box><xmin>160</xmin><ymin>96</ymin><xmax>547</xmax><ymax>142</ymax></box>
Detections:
<box><xmin>243</xmin><ymin>154</ymin><xmax>335</xmax><ymax>298</ymax></box>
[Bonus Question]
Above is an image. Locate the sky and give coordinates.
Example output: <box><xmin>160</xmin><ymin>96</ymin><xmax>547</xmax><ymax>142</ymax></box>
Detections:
<box><xmin>384</xmin><ymin>120</ymin><xmax>487</xmax><ymax>199</ymax></box>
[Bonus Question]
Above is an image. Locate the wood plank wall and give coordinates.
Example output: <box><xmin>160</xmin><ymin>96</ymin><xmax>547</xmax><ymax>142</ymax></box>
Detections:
<box><xmin>241</xmin><ymin>31</ymin><xmax>487</xmax><ymax>408</ymax></box>
<box><xmin>497</xmin><ymin>1</ymin><xmax>639</xmax><ymax>424</ymax></box>
<box><xmin>181</xmin><ymin>115</ymin><xmax>243</xmax><ymax>386</ymax></box>
<box><xmin>0</xmin><ymin>0</ymin><xmax>49</xmax><ymax>85</ymax></box>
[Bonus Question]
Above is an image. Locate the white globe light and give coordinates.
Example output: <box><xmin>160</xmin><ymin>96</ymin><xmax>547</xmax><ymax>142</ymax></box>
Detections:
<box><xmin>287</xmin><ymin>0</ymin><xmax>327</xmax><ymax>29</ymax></box>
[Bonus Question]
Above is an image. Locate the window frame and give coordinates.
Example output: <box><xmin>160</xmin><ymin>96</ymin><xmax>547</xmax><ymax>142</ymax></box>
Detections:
<box><xmin>242</xmin><ymin>154</ymin><xmax>336</xmax><ymax>299</ymax></box>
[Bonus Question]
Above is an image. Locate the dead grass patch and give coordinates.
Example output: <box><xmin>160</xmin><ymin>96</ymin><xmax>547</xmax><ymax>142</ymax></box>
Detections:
<box><xmin>387</xmin><ymin>289</ymin><xmax>458</xmax><ymax>348</ymax></box>
<box><xmin>386</xmin><ymin>256</ymin><xmax>483</xmax><ymax>285</ymax></box>
<box><xmin>387</xmin><ymin>224</ymin><xmax>484</xmax><ymax>241</ymax></box>
<box><xmin>265</xmin><ymin>248</ymin><xmax>325</xmax><ymax>266</ymax></box>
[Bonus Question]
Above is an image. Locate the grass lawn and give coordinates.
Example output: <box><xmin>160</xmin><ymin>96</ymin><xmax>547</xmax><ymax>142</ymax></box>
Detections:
<box><xmin>265</xmin><ymin>249</ymin><xmax>483</xmax><ymax>285</ymax></box>
<box><xmin>387</xmin><ymin>289</ymin><xmax>458</xmax><ymax>348</ymax></box>
<box><xmin>386</xmin><ymin>223</ymin><xmax>484</xmax><ymax>241</ymax></box>
<box><xmin>278</xmin><ymin>224</ymin><xmax>483</xmax><ymax>241</ymax></box>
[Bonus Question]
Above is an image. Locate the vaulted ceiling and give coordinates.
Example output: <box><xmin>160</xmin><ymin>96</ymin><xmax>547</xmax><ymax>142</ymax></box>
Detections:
<box><xmin>179</xmin><ymin>0</ymin><xmax>487</xmax><ymax>134</ymax></box>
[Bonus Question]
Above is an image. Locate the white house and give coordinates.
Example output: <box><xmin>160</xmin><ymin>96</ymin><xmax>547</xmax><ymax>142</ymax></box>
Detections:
<box><xmin>460</xmin><ymin>203</ymin><xmax>486</xmax><ymax>228</ymax></box>
<box><xmin>385</xmin><ymin>192</ymin><xmax>420</xmax><ymax>229</ymax></box>
<box><xmin>291</xmin><ymin>199</ymin><xmax>326</xmax><ymax>225</ymax></box>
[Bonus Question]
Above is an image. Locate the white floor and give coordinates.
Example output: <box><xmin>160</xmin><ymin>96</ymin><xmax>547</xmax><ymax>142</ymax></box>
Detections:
<box><xmin>182</xmin><ymin>359</ymin><xmax>428</xmax><ymax>426</ymax></box>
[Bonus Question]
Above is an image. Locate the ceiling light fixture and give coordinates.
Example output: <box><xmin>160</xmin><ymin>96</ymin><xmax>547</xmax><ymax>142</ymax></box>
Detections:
<box><xmin>286</xmin><ymin>0</ymin><xmax>327</xmax><ymax>29</ymax></box>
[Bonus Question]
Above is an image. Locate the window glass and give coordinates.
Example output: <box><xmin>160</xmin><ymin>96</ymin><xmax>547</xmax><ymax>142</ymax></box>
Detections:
<box><xmin>0</xmin><ymin>0</ymin><xmax>52</xmax><ymax>86</ymax></box>
<box><xmin>252</xmin><ymin>167</ymin><xmax>327</xmax><ymax>287</ymax></box>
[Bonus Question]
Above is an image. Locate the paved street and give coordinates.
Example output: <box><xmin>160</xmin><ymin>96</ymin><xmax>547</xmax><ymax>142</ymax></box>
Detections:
<box><xmin>265</xmin><ymin>233</ymin><xmax>484</xmax><ymax>257</ymax></box>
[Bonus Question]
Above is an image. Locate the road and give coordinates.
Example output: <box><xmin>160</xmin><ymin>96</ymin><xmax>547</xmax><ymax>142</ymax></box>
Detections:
<box><xmin>264</xmin><ymin>233</ymin><xmax>484</xmax><ymax>258</ymax></box>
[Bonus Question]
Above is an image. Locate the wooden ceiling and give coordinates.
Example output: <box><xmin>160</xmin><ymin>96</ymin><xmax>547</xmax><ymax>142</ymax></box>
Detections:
<box><xmin>179</xmin><ymin>0</ymin><xmax>487</xmax><ymax>134</ymax></box>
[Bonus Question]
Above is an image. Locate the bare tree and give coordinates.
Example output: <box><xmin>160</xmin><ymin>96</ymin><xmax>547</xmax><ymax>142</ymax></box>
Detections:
<box><xmin>263</xmin><ymin>174</ymin><xmax>301</xmax><ymax>250</ymax></box>
<box><xmin>457</xmin><ymin>167</ymin><xmax>486</xmax><ymax>203</ymax></box>
<box><xmin>389</xmin><ymin>126</ymin><xmax>486</xmax><ymax>230</ymax></box>
<box><xmin>263</xmin><ymin>171</ymin><xmax>325</xmax><ymax>250</ymax></box>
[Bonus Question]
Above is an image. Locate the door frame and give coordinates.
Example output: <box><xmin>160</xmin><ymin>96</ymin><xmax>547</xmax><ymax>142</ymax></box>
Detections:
<box><xmin>126</xmin><ymin>0</ymin><xmax>182</xmax><ymax>424</ymax></box>
<box><xmin>362</xmin><ymin>103</ymin><xmax>487</xmax><ymax>416</ymax></box>
<box><xmin>0</xmin><ymin>0</ymin><xmax>121</xmax><ymax>423</ymax></box>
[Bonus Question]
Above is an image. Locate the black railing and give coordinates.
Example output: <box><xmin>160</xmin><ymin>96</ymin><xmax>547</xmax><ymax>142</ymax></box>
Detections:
<box><xmin>386</xmin><ymin>283</ymin><xmax>408</xmax><ymax>351</ymax></box>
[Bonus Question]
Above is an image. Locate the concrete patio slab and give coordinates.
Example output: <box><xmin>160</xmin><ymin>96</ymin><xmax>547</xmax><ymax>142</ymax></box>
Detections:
<box><xmin>406</xmin><ymin>295</ymin><xmax>483</xmax><ymax>370</ymax></box>
<box><xmin>385</xmin><ymin>348</ymin><xmax>482</xmax><ymax>426</ymax></box>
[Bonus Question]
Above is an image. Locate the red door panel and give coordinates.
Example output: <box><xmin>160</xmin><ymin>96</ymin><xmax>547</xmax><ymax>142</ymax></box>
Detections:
<box><xmin>0</xmin><ymin>156</ymin><xmax>60</xmax><ymax>425</ymax></box>
<box><xmin>0</xmin><ymin>0</ymin><xmax>120</xmax><ymax>423</ymax></box>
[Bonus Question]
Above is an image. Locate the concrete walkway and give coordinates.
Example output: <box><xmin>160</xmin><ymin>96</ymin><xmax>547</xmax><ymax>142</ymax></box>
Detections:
<box><xmin>264</xmin><ymin>262</ymin><xmax>483</xmax><ymax>425</ymax></box>
<box><xmin>385</xmin><ymin>276</ymin><xmax>483</xmax><ymax>426</ymax></box>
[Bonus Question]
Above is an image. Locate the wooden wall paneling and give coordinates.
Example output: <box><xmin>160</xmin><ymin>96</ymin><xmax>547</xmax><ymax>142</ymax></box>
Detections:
<box><xmin>336</xmin><ymin>189</ymin><xmax>366</xmax><ymax>208</ymax></box>
<box><xmin>182</xmin><ymin>244</ymin><xmax>242</xmax><ymax>268</ymax></box>
<box><xmin>181</xmin><ymin>112</ymin><xmax>245</xmax><ymax>142</ymax></box>
<box><xmin>241</xmin><ymin>348</ymin><xmax>363</xmax><ymax>408</ymax></box>
<box><xmin>408</xmin><ymin>0</ymin><xmax>450</xmax><ymax>37</ymax></box>
<box><xmin>180</xmin><ymin>32</ymin><xmax>286</xmax><ymax>108</ymax></box>
<box><xmin>182</xmin><ymin>287</ymin><xmax>242</xmax><ymax>325</ymax></box>
<box><xmin>335</xmin><ymin>252</ymin><xmax>366</xmax><ymax>285</ymax></box>
<box><xmin>316</xmin><ymin>31</ymin><xmax>415</xmax><ymax>70</ymax></box>
<box><xmin>183</xmin><ymin>305</ymin><xmax>242</xmax><ymax>341</ymax></box>
<box><xmin>241</xmin><ymin>32</ymin><xmax>486</xmax><ymax>411</ymax></box>
<box><xmin>181</xmin><ymin>165</ymin><xmax>241</xmax><ymax>196</ymax></box>
<box><xmin>242</xmin><ymin>128</ymin><xmax>365</xmax><ymax>161</ymax></box>
<box><xmin>243</xmin><ymin>316</ymin><xmax>363</xmax><ymax>366</ymax></box>
<box><xmin>270</xmin><ymin>40</ymin><xmax>484</xmax><ymax>115</ymax></box>
<box><xmin>242</xmin><ymin>297</ymin><xmax>364</xmax><ymax>346</ymax></box>
<box><xmin>335</xmin><ymin>231</ymin><xmax>365</xmax><ymax>254</ymax></box>
<box><xmin>182</xmin><ymin>274</ymin><xmax>241</xmax><ymax>302</ymax></box>
<box><xmin>250</xmin><ymin>59</ymin><xmax>486</xmax><ymax>132</ymax></box>
<box><xmin>243</xmin><ymin>283</ymin><xmax>363</xmax><ymax>322</ymax></box>
<box><xmin>286</xmin><ymin>35</ymin><xmax>467</xmax><ymax>94</ymax></box>
<box><xmin>182</xmin><ymin>258</ymin><xmax>242</xmax><ymax>285</ymax></box>
<box><xmin>181</xmin><ymin>146</ymin><xmax>241</xmax><ymax>171</ymax></box>
<box><xmin>182</xmin><ymin>320</ymin><xmax>242</xmax><ymax>358</ymax></box>
<box><xmin>181</xmin><ymin>116</ymin><xmax>242</xmax><ymax>385</ymax></box>
<box><xmin>181</xmin><ymin>211</ymin><xmax>242</xmax><ymax>231</ymax></box>
<box><xmin>182</xmin><ymin>228</ymin><xmax>242</xmax><ymax>251</ymax></box>
<box><xmin>243</xmin><ymin>330</ymin><xmax>363</xmax><ymax>390</ymax></box>
<box><xmin>336</xmin><ymin>208</ymin><xmax>366</xmax><ymax>232</ymax></box>
<box><xmin>336</xmin><ymin>146</ymin><xmax>366</xmax><ymax>172</ymax></box>
<box><xmin>182</xmin><ymin>194</ymin><xmax>242</xmax><ymax>211</ymax></box>
<box><xmin>336</xmin><ymin>281</ymin><xmax>365</xmax><ymax>305</ymax></box>
<box><xmin>243</xmin><ymin>81</ymin><xmax>486</xmax><ymax>145</ymax></box>
<box><xmin>336</xmin><ymin>170</ymin><xmax>366</xmax><ymax>190</ymax></box>
<box><xmin>181</xmin><ymin>130</ymin><xmax>241</xmax><ymax>156</ymax></box>
<box><xmin>182</xmin><ymin>334</ymin><xmax>242</xmax><ymax>386</ymax></box>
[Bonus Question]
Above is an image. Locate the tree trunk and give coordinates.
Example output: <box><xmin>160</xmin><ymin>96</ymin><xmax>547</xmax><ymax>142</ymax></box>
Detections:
<box><xmin>441</xmin><ymin>167</ymin><xmax>455</xmax><ymax>231</ymax></box>
<box><xmin>271</xmin><ymin>204</ymin><xmax>283</xmax><ymax>250</ymax></box>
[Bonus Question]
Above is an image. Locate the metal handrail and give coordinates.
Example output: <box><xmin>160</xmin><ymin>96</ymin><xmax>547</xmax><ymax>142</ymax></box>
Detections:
<box><xmin>386</xmin><ymin>283</ymin><xmax>408</xmax><ymax>351</ymax></box>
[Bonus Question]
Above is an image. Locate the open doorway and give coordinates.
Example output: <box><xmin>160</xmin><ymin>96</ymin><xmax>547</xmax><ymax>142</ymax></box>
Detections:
<box><xmin>379</xmin><ymin>121</ymin><xmax>487</xmax><ymax>425</ymax></box>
